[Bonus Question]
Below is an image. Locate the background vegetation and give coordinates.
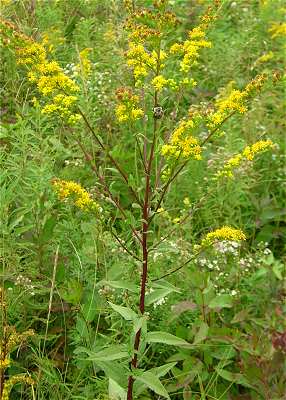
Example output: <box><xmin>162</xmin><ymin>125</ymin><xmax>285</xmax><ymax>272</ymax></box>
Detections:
<box><xmin>0</xmin><ymin>0</ymin><xmax>285</xmax><ymax>399</ymax></box>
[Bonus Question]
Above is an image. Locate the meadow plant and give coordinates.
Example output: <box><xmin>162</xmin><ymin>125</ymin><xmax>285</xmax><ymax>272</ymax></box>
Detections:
<box><xmin>0</xmin><ymin>288</ymin><xmax>34</xmax><ymax>400</ymax></box>
<box><xmin>0</xmin><ymin>1</ymin><xmax>280</xmax><ymax>399</ymax></box>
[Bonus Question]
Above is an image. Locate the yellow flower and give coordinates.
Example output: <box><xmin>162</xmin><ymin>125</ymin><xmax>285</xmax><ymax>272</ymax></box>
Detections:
<box><xmin>115</xmin><ymin>87</ymin><xmax>144</xmax><ymax>123</ymax></box>
<box><xmin>52</xmin><ymin>179</ymin><xmax>99</xmax><ymax>211</ymax></box>
<box><xmin>208</xmin><ymin>75</ymin><xmax>266</xmax><ymax>129</ymax></box>
<box><xmin>15</xmin><ymin>35</ymin><xmax>80</xmax><ymax>125</ymax></box>
<box><xmin>76</xmin><ymin>48</ymin><xmax>93</xmax><ymax>77</ymax></box>
<box><xmin>1</xmin><ymin>375</ymin><xmax>34</xmax><ymax>400</ymax></box>
<box><xmin>201</xmin><ymin>226</ymin><xmax>246</xmax><ymax>246</ymax></box>
<box><xmin>170</xmin><ymin>18</ymin><xmax>212</xmax><ymax>73</ymax></box>
<box><xmin>216</xmin><ymin>139</ymin><xmax>273</xmax><ymax>178</ymax></box>
<box><xmin>268</xmin><ymin>22</ymin><xmax>286</xmax><ymax>38</ymax></box>
<box><xmin>183</xmin><ymin>197</ymin><xmax>191</xmax><ymax>206</ymax></box>
<box><xmin>0</xmin><ymin>358</ymin><xmax>10</xmax><ymax>369</ymax></box>
<box><xmin>161</xmin><ymin>118</ymin><xmax>202</xmax><ymax>160</ymax></box>
<box><xmin>242</xmin><ymin>139</ymin><xmax>273</xmax><ymax>161</ymax></box>
<box><xmin>255</xmin><ymin>51</ymin><xmax>274</xmax><ymax>64</ymax></box>
<box><xmin>131</xmin><ymin>108</ymin><xmax>144</xmax><ymax>119</ymax></box>
<box><xmin>151</xmin><ymin>75</ymin><xmax>168</xmax><ymax>91</ymax></box>
<box><xmin>126</xmin><ymin>42</ymin><xmax>158</xmax><ymax>84</ymax></box>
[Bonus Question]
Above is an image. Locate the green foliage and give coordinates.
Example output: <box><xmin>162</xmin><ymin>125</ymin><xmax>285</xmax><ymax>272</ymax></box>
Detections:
<box><xmin>0</xmin><ymin>0</ymin><xmax>285</xmax><ymax>399</ymax></box>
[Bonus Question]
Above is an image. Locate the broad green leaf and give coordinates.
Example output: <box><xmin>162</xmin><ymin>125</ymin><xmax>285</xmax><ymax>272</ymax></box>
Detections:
<box><xmin>60</xmin><ymin>279</ymin><xmax>83</xmax><ymax>304</ymax></box>
<box><xmin>108</xmin><ymin>302</ymin><xmax>137</xmax><ymax>321</ymax></box>
<box><xmin>146</xmin><ymin>331</ymin><xmax>190</xmax><ymax>347</ymax></box>
<box><xmin>216</xmin><ymin>368</ymin><xmax>256</xmax><ymax>390</ymax></box>
<box><xmin>86</xmin><ymin>345</ymin><xmax>129</xmax><ymax>361</ymax></box>
<box><xmin>151</xmin><ymin>362</ymin><xmax>177</xmax><ymax>377</ymax></box>
<box><xmin>193</xmin><ymin>322</ymin><xmax>209</xmax><ymax>344</ymax></box>
<box><xmin>100</xmin><ymin>280</ymin><xmax>138</xmax><ymax>292</ymax></box>
<box><xmin>145</xmin><ymin>288</ymin><xmax>172</xmax><ymax>306</ymax></box>
<box><xmin>97</xmin><ymin>361</ymin><xmax>128</xmax><ymax>385</ymax></box>
<box><xmin>134</xmin><ymin>363</ymin><xmax>176</xmax><ymax>397</ymax></box>
<box><xmin>145</xmin><ymin>281</ymin><xmax>179</xmax><ymax>306</ymax></box>
<box><xmin>272</xmin><ymin>262</ymin><xmax>283</xmax><ymax>280</ymax></box>
<box><xmin>82</xmin><ymin>298</ymin><xmax>97</xmax><ymax>322</ymax></box>
<box><xmin>14</xmin><ymin>224</ymin><xmax>34</xmax><ymax>235</ymax></box>
<box><xmin>108</xmin><ymin>378</ymin><xmax>126</xmax><ymax>400</ymax></box>
<box><xmin>40</xmin><ymin>216</ymin><xmax>57</xmax><ymax>242</ymax></box>
<box><xmin>135</xmin><ymin>371</ymin><xmax>170</xmax><ymax>399</ymax></box>
<box><xmin>208</xmin><ymin>294</ymin><xmax>233</xmax><ymax>309</ymax></box>
<box><xmin>133</xmin><ymin>316</ymin><xmax>147</xmax><ymax>334</ymax></box>
<box><xmin>211</xmin><ymin>345</ymin><xmax>236</xmax><ymax>360</ymax></box>
<box><xmin>231</xmin><ymin>310</ymin><xmax>248</xmax><ymax>324</ymax></box>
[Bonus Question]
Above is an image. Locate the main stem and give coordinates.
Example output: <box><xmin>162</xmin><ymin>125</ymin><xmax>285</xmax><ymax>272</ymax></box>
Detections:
<box><xmin>127</xmin><ymin>119</ymin><xmax>157</xmax><ymax>400</ymax></box>
<box><xmin>127</xmin><ymin>42</ymin><xmax>161</xmax><ymax>399</ymax></box>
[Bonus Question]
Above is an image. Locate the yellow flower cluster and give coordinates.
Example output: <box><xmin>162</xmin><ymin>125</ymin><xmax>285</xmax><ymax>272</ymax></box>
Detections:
<box><xmin>216</xmin><ymin>139</ymin><xmax>273</xmax><ymax>178</ymax></box>
<box><xmin>151</xmin><ymin>75</ymin><xmax>168</xmax><ymax>91</ymax></box>
<box><xmin>0</xmin><ymin>18</ymin><xmax>32</xmax><ymax>48</ymax></box>
<box><xmin>0</xmin><ymin>326</ymin><xmax>34</xmax><ymax>400</ymax></box>
<box><xmin>16</xmin><ymin>37</ymin><xmax>81</xmax><ymax>124</ymax></box>
<box><xmin>1</xmin><ymin>375</ymin><xmax>34</xmax><ymax>400</ymax></box>
<box><xmin>243</xmin><ymin>139</ymin><xmax>273</xmax><ymax>160</ymax></box>
<box><xmin>126</xmin><ymin>42</ymin><xmax>166</xmax><ymax>85</ymax></box>
<box><xmin>115</xmin><ymin>87</ymin><xmax>144</xmax><ymax>123</ymax></box>
<box><xmin>0</xmin><ymin>358</ymin><xmax>10</xmax><ymax>369</ymax></box>
<box><xmin>170</xmin><ymin>25</ymin><xmax>212</xmax><ymax>73</ymax></box>
<box><xmin>52</xmin><ymin>179</ymin><xmax>99</xmax><ymax>211</ymax></box>
<box><xmin>255</xmin><ymin>51</ymin><xmax>274</xmax><ymax>64</ymax></box>
<box><xmin>201</xmin><ymin>226</ymin><xmax>246</xmax><ymax>247</ymax></box>
<box><xmin>41</xmin><ymin>28</ymin><xmax>66</xmax><ymax>54</ymax></box>
<box><xmin>161</xmin><ymin>117</ymin><xmax>202</xmax><ymax>160</ymax></box>
<box><xmin>151</xmin><ymin>75</ymin><xmax>196</xmax><ymax>92</ymax></box>
<box><xmin>76</xmin><ymin>48</ymin><xmax>93</xmax><ymax>77</ymax></box>
<box><xmin>268</xmin><ymin>22</ymin><xmax>286</xmax><ymax>38</ymax></box>
<box><xmin>208</xmin><ymin>75</ymin><xmax>266</xmax><ymax>129</ymax></box>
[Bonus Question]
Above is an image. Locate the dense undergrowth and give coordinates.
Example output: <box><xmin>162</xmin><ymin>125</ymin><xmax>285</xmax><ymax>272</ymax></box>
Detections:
<box><xmin>0</xmin><ymin>1</ymin><xmax>285</xmax><ymax>399</ymax></box>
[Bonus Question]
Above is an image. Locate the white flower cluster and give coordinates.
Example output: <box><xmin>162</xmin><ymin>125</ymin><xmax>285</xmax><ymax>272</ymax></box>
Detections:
<box><xmin>15</xmin><ymin>274</ymin><xmax>35</xmax><ymax>296</ymax></box>
<box><xmin>214</xmin><ymin>240</ymin><xmax>240</xmax><ymax>256</ymax></box>
<box><xmin>153</xmin><ymin>297</ymin><xmax>167</xmax><ymax>309</ymax></box>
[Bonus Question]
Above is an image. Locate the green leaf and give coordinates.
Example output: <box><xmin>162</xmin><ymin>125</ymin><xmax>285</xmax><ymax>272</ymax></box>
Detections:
<box><xmin>96</xmin><ymin>360</ymin><xmax>128</xmax><ymax>385</ymax></box>
<box><xmin>146</xmin><ymin>331</ymin><xmax>190</xmax><ymax>347</ymax></box>
<box><xmin>81</xmin><ymin>298</ymin><xmax>97</xmax><ymax>322</ymax></box>
<box><xmin>108</xmin><ymin>302</ymin><xmax>137</xmax><ymax>321</ymax></box>
<box><xmin>216</xmin><ymin>368</ymin><xmax>256</xmax><ymax>390</ymax></box>
<box><xmin>193</xmin><ymin>322</ymin><xmax>209</xmax><ymax>344</ymax></box>
<box><xmin>60</xmin><ymin>279</ymin><xmax>83</xmax><ymax>304</ymax></box>
<box><xmin>272</xmin><ymin>262</ymin><xmax>283</xmax><ymax>280</ymax></box>
<box><xmin>108</xmin><ymin>378</ymin><xmax>126</xmax><ymax>400</ymax></box>
<box><xmin>135</xmin><ymin>371</ymin><xmax>170</xmax><ymax>399</ymax></box>
<box><xmin>40</xmin><ymin>216</ymin><xmax>57</xmax><ymax>242</ymax></box>
<box><xmin>134</xmin><ymin>363</ymin><xmax>177</xmax><ymax>397</ymax></box>
<box><xmin>145</xmin><ymin>281</ymin><xmax>179</xmax><ymax>306</ymax></box>
<box><xmin>133</xmin><ymin>316</ymin><xmax>147</xmax><ymax>334</ymax></box>
<box><xmin>86</xmin><ymin>345</ymin><xmax>129</xmax><ymax>362</ymax></box>
<box><xmin>231</xmin><ymin>310</ymin><xmax>248</xmax><ymax>324</ymax></box>
<box><xmin>14</xmin><ymin>224</ymin><xmax>34</xmax><ymax>235</ymax></box>
<box><xmin>145</xmin><ymin>288</ymin><xmax>172</xmax><ymax>306</ymax></box>
<box><xmin>151</xmin><ymin>362</ymin><xmax>177</xmax><ymax>377</ymax></box>
<box><xmin>211</xmin><ymin>345</ymin><xmax>236</xmax><ymax>360</ymax></box>
<box><xmin>100</xmin><ymin>280</ymin><xmax>138</xmax><ymax>293</ymax></box>
<box><xmin>208</xmin><ymin>294</ymin><xmax>233</xmax><ymax>309</ymax></box>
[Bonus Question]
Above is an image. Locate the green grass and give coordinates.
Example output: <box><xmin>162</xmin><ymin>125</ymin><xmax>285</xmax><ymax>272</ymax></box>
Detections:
<box><xmin>0</xmin><ymin>0</ymin><xmax>285</xmax><ymax>399</ymax></box>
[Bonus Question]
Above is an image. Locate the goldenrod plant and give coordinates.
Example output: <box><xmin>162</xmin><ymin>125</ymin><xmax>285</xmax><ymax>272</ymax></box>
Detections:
<box><xmin>0</xmin><ymin>0</ymin><xmax>285</xmax><ymax>399</ymax></box>
<box><xmin>0</xmin><ymin>288</ymin><xmax>34</xmax><ymax>400</ymax></box>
